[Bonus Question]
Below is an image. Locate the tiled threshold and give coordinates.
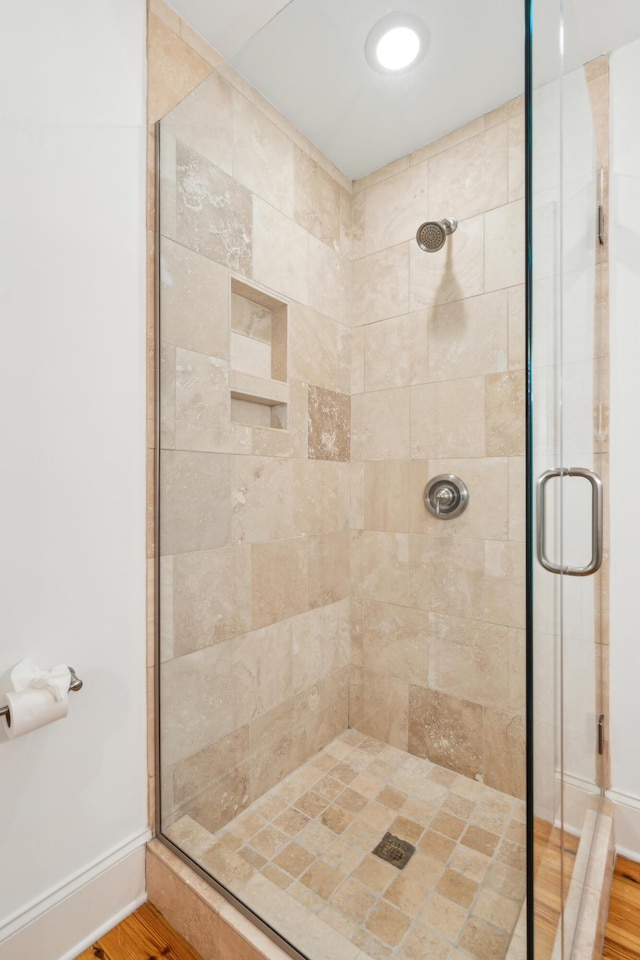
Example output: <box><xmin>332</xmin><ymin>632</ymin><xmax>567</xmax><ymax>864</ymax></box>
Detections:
<box><xmin>150</xmin><ymin>730</ymin><xmax>526</xmax><ymax>960</ymax></box>
<box><xmin>505</xmin><ymin>798</ymin><xmax>615</xmax><ymax>960</ymax></box>
<box><xmin>551</xmin><ymin>798</ymin><xmax>615</xmax><ymax>960</ymax></box>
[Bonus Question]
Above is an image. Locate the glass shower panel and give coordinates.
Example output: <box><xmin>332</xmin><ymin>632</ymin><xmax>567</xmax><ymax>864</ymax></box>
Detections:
<box><xmin>529</xmin><ymin>0</ymin><xmax>604</xmax><ymax>956</ymax></box>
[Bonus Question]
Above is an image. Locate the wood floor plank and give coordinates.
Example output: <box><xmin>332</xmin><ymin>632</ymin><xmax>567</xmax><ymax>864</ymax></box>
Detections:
<box><xmin>604</xmin><ymin>856</ymin><xmax>640</xmax><ymax>960</ymax></box>
<box><xmin>76</xmin><ymin>903</ymin><xmax>205</xmax><ymax>960</ymax></box>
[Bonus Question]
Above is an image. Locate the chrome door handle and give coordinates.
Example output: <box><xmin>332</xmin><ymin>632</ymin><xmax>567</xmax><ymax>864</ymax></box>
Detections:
<box><xmin>536</xmin><ymin>467</ymin><xmax>603</xmax><ymax>576</ymax></box>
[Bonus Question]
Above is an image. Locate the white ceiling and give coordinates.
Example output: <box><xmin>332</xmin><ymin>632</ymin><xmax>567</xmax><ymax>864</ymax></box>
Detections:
<box><xmin>167</xmin><ymin>0</ymin><xmax>640</xmax><ymax>180</ymax></box>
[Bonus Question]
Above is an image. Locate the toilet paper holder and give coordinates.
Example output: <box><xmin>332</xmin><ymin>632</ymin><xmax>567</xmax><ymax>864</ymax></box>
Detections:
<box><xmin>0</xmin><ymin>666</ymin><xmax>83</xmax><ymax>720</ymax></box>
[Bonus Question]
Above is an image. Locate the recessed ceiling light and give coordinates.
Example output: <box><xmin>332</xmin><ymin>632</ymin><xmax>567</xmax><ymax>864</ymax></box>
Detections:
<box><xmin>365</xmin><ymin>13</ymin><xmax>429</xmax><ymax>75</ymax></box>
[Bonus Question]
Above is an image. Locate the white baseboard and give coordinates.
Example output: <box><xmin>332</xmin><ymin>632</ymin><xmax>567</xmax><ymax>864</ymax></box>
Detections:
<box><xmin>606</xmin><ymin>788</ymin><xmax>640</xmax><ymax>861</ymax></box>
<box><xmin>0</xmin><ymin>828</ymin><xmax>151</xmax><ymax>960</ymax></box>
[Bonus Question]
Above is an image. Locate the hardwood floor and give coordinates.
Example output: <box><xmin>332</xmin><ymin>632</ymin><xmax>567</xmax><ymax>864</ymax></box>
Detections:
<box><xmin>604</xmin><ymin>856</ymin><xmax>640</xmax><ymax>960</ymax></box>
<box><xmin>75</xmin><ymin>853</ymin><xmax>640</xmax><ymax>960</ymax></box>
<box><xmin>76</xmin><ymin>902</ymin><xmax>205</xmax><ymax>960</ymax></box>
<box><xmin>534</xmin><ymin>817</ymin><xmax>580</xmax><ymax>960</ymax></box>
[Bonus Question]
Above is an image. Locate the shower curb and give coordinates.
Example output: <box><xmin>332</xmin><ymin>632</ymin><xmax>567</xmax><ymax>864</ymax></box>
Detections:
<box><xmin>505</xmin><ymin>799</ymin><xmax>614</xmax><ymax>960</ymax></box>
<box><xmin>147</xmin><ymin>839</ymin><xmax>291</xmax><ymax>960</ymax></box>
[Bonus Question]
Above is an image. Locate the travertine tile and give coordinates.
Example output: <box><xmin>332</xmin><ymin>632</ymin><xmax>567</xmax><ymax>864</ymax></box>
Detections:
<box><xmin>361</xmin><ymin>600</ymin><xmax>429</xmax><ymax>685</ymax></box>
<box><xmin>233</xmin><ymin>620</ymin><xmax>293</xmax><ymax>724</ymax></box>
<box><xmin>361</xmin><ymin>161</ymin><xmax>428</xmax><ymax>256</ymax></box>
<box><xmin>409</xmin><ymin>535</ymin><xmax>485</xmax><ymax>621</ymax></box>
<box><xmin>410</xmin><ymin>214</ymin><xmax>484</xmax><ymax>310</ymax></box>
<box><xmin>486</xmin><ymin>371</ymin><xmax>526</xmax><ymax>456</ymax></box>
<box><xmin>428</xmin><ymin>290</ymin><xmax>508</xmax><ymax>381</ymax></box>
<box><xmin>409</xmin><ymin>686</ymin><xmax>484</xmax><ymax>780</ymax></box>
<box><xmin>160</xmin><ymin>638</ymin><xmax>236</xmax><ymax>765</ymax></box>
<box><xmin>176</xmin><ymin>142</ymin><xmax>252</xmax><ymax>275</ymax></box>
<box><xmin>308</xmin><ymin>533</ymin><xmax>350</xmax><ymax>608</ymax></box>
<box><xmin>308</xmin><ymin>386</ymin><xmax>351</xmax><ymax>461</ymax></box>
<box><xmin>251</xmin><ymin>538</ymin><xmax>308</xmax><ymax>629</ymax></box>
<box><xmin>308</xmin><ymin>236</ymin><xmax>352</xmax><ymax>326</ymax></box>
<box><xmin>273</xmin><ymin>842</ymin><xmax>315</xmax><ymax>878</ymax></box>
<box><xmin>146</xmin><ymin>845</ymin><xmax>221</xmax><ymax>960</ymax></box>
<box><xmin>300</xmin><ymin>861</ymin><xmax>344</xmax><ymax>898</ymax></box>
<box><xmin>508</xmin><ymin>285</ymin><xmax>525</xmax><ymax>370</ymax></box>
<box><xmin>459</xmin><ymin>918</ymin><xmax>510</xmax><ymax>959</ymax></box>
<box><xmin>352</xmin><ymin>388</ymin><xmax>411</xmax><ymax>461</ymax></box>
<box><xmin>189</xmin><ymin>763</ymin><xmax>252</xmax><ymax>834</ymax></box>
<box><xmin>231</xmin><ymin>456</ymin><xmax>295</xmax><ymax>544</ymax></box>
<box><xmin>160</xmin><ymin>343</ymin><xmax>177</xmax><ymax>449</ymax></box>
<box><xmin>429</xmin><ymin>124</ymin><xmax>508</xmax><ymax>222</ymax></box>
<box><xmin>174</xmin><ymin>348</ymin><xmax>237</xmax><ymax>453</ymax></box>
<box><xmin>359</xmin><ymin>672</ymin><xmax>409</xmax><ymax>750</ymax></box>
<box><xmin>332</xmin><ymin>878</ymin><xmax>377</xmax><ymax>923</ymax></box>
<box><xmin>418</xmin><ymin>830</ymin><xmax>456</xmax><ymax>864</ymax></box>
<box><xmin>352</xmin><ymin>244</ymin><xmax>410</xmax><ymax>326</ymax></box>
<box><xmin>436</xmin><ymin>868</ymin><xmax>479</xmax><ymax>909</ymax></box>
<box><xmin>483</xmin><ymin>710</ymin><xmax>526</xmax><ymax>799</ymax></box>
<box><xmin>353</xmin><ymin>854</ymin><xmax>397</xmax><ymax>894</ymax></box>
<box><xmin>364</xmin><ymin>312</ymin><xmax>429</xmax><ymax>390</ymax></box>
<box><xmin>294</xmin><ymin>148</ymin><xmax>341</xmax><ymax>248</ymax></box>
<box><xmin>427</xmin><ymin>613</ymin><xmax>510</xmax><ymax>710</ymax></box>
<box><xmin>321</xmin><ymin>802</ymin><xmax>353</xmax><ymax>834</ymax></box>
<box><xmin>171</xmin><ymin>545</ymin><xmax>251</xmax><ymax>655</ymax></box>
<box><xmin>430</xmin><ymin>811</ymin><xmax>466</xmax><ymax>841</ymax></box>
<box><xmin>351</xmin><ymin>326</ymin><xmax>365</xmax><ymax>393</ymax></box>
<box><xmin>449</xmin><ymin>844</ymin><xmax>491</xmax><ymax>884</ymax></box>
<box><xmin>508</xmin><ymin>110</ymin><xmax>525</xmax><ymax>203</ymax></box>
<box><xmin>410</xmin><ymin>378</ymin><xmax>485</xmax><ymax>459</ymax></box>
<box><xmin>294</xmin><ymin>459</ymin><xmax>349</xmax><ymax>536</ymax></box>
<box><xmin>250</xmin><ymin>700</ymin><xmax>308</xmax><ymax>799</ymax></box>
<box><xmin>291</xmin><ymin>601</ymin><xmax>350</xmax><ymax>693</ymax></box>
<box><xmin>359</xmin><ymin>532</ymin><xmax>412</xmax><ymax>607</ymax></box>
<box><xmin>252</xmin><ymin>197</ymin><xmax>309</xmax><ymax>304</ymax></box>
<box><xmin>588</xmin><ymin>72</ymin><xmax>609</xmax><ymax>168</ymax></box>
<box><xmin>164</xmin><ymin>815</ymin><xmax>217</xmax><ymax>859</ymax></box>
<box><xmin>366</xmin><ymin>901</ymin><xmax>411</xmax><ymax>946</ymax></box>
<box><xmin>472</xmin><ymin>887</ymin><xmax>521</xmax><ymax>933</ymax></box>
<box><xmin>163</xmin><ymin>72</ymin><xmax>233</xmax><ymax>175</ymax></box>
<box><xmin>160</xmin><ymin>237</ymin><xmax>230</xmax><ymax>358</ymax></box>
<box><xmin>160</xmin><ymin>450</ymin><xmax>231</xmax><ymax>555</ymax></box>
<box><xmin>232</xmin><ymin>90</ymin><xmax>295</xmax><ymax>217</ymax></box>
<box><xmin>461</xmin><ymin>825</ymin><xmax>500</xmax><ymax>858</ymax></box>
<box><xmin>420</xmin><ymin>892</ymin><xmax>467</xmax><ymax>941</ymax></box>
<box><xmin>148</xmin><ymin>13</ymin><xmax>213</xmax><ymax>123</ymax></box>
<box><xmin>288</xmin><ymin>303</ymin><xmax>339</xmax><ymax>391</ymax></box>
<box><xmin>484</xmin><ymin>201</ymin><xmax>525</xmax><ymax>291</ymax></box>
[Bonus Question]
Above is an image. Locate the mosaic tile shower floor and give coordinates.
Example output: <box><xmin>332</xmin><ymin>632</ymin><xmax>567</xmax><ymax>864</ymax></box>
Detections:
<box><xmin>165</xmin><ymin>730</ymin><xmax>526</xmax><ymax>960</ymax></box>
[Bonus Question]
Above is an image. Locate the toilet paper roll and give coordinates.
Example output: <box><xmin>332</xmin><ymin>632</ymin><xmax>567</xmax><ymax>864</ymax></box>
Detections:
<box><xmin>2</xmin><ymin>688</ymin><xmax>68</xmax><ymax>739</ymax></box>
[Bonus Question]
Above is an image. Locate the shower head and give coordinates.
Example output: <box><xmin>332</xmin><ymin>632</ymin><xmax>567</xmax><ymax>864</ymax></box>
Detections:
<box><xmin>416</xmin><ymin>218</ymin><xmax>458</xmax><ymax>252</ymax></box>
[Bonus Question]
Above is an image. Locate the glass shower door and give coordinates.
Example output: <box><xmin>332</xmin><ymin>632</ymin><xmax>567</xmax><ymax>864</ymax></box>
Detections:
<box><xmin>528</xmin><ymin>0</ymin><xmax>606</xmax><ymax>956</ymax></box>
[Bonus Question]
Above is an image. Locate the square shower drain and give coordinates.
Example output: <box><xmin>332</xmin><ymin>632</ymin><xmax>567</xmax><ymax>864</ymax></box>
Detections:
<box><xmin>372</xmin><ymin>832</ymin><xmax>416</xmax><ymax>869</ymax></box>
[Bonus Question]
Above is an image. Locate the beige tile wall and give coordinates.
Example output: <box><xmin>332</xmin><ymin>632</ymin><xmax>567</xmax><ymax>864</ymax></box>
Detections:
<box><xmin>348</xmin><ymin>100</ymin><xmax>528</xmax><ymax>800</ymax></box>
<box><xmin>151</xmin><ymin>2</ymin><xmax>355</xmax><ymax>835</ymax></box>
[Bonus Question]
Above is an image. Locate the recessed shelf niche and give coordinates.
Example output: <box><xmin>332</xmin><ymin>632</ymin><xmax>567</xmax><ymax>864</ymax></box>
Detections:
<box><xmin>229</xmin><ymin>278</ymin><xmax>288</xmax><ymax>430</ymax></box>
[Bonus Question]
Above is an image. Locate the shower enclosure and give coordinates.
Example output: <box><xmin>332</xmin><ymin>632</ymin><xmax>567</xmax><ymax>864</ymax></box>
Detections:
<box><xmin>153</xmin><ymin>0</ymin><xmax>610</xmax><ymax>956</ymax></box>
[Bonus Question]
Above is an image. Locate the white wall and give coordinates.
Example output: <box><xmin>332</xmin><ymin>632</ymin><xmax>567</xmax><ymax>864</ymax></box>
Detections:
<box><xmin>608</xmin><ymin>37</ymin><xmax>640</xmax><ymax>859</ymax></box>
<box><xmin>0</xmin><ymin>1</ymin><xmax>149</xmax><ymax>956</ymax></box>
